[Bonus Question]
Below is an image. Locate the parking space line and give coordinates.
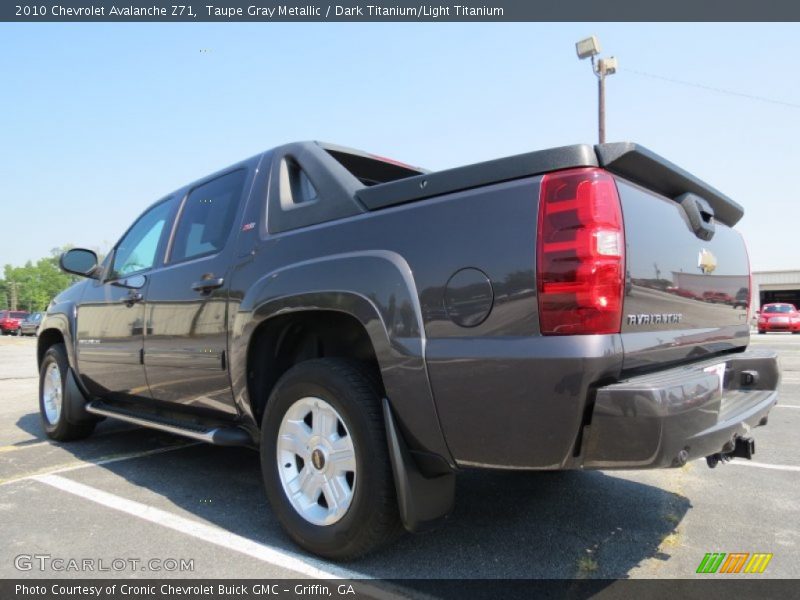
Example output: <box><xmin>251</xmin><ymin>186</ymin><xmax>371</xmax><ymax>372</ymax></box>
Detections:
<box><xmin>728</xmin><ymin>461</ymin><xmax>800</xmax><ymax>472</ymax></box>
<box><xmin>0</xmin><ymin>443</ymin><xmax>200</xmax><ymax>486</ymax></box>
<box><xmin>22</xmin><ymin>464</ymin><xmax>425</xmax><ymax>598</ymax></box>
<box><xmin>774</xmin><ymin>405</ymin><xmax>800</xmax><ymax>409</ymax></box>
<box><xmin>32</xmin><ymin>473</ymin><xmax>349</xmax><ymax>579</ymax></box>
<box><xmin>0</xmin><ymin>440</ymin><xmax>51</xmax><ymax>453</ymax></box>
<box><xmin>0</xmin><ymin>425</ymin><xmax>143</xmax><ymax>454</ymax></box>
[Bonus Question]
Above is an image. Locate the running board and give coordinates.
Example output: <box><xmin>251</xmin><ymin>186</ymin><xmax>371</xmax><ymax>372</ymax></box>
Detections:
<box><xmin>85</xmin><ymin>400</ymin><xmax>253</xmax><ymax>447</ymax></box>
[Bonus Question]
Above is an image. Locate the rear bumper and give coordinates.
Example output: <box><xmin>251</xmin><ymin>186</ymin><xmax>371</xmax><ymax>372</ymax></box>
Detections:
<box><xmin>582</xmin><ymin>349</ymin><xmax>779</xmax><ymax>469</ymax></box>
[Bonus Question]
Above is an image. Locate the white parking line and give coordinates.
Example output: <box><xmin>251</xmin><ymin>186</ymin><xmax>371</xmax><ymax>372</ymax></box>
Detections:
<box><xmin>774</xmin><ymin>405</ymin><xmax>800</xmax><ymax>409</ymax></box>
<box><xmin>728</xmin><ymin>461</ymin><xmax>800</xmax><ymax>472</ymax></box>
<box><xmin>33</xmin><ymin>474</ymin><xmax>353</xmax><ymax>579</ymax></box>
<box><xmin>30</xmin><ymin>473</ymin><xmax>428</xmax><ymax>600</ymax></box>
<box><xmin>21</xmin><ymin>460</ymin><xmax>426</xmax><ymax>599</ymax></box>
<box><xmin>0</xmin><ymin>440</ymin><xmax>51</xmax><ymax>453</ymax></box>
<box><xmin>0</xmin><ymin>443</ymin><xmax>200</xmax><ymax>486</ymax></box>
<box><xmin>0</xmin><ymin>425</ymin><xmax>141</xmax><ymax>454</ymax></box>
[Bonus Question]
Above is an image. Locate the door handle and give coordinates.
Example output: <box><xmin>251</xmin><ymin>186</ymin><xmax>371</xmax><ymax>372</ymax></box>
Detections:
<box><xmin>191</xmin><ymin>277</ymin><xmax>224</xmax><ymax>294</ymax></box>
<box><xmin>124</xmin><ymin>291</ymin><xmax>143</xmax><ymax>307</ymax></box>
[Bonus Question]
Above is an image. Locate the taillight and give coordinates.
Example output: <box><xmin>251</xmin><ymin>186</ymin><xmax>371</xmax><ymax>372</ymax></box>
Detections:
<box><xmin>537</xmin><ymin>167</ymin><xmax>625</xmax><ymax>335</ymax></box>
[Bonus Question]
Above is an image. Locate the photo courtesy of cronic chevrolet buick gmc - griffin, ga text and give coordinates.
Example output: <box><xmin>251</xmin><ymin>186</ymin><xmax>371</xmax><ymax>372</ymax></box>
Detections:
<box><xmin>35</xmin><ymin>141</ymin><xmax>779</xmax><ymax>559</ymax></box>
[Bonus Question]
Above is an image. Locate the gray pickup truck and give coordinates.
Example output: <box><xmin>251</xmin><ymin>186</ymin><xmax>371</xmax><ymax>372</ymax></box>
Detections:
<box><xmin>38</xmin><ymin>141</ymin><xmax>778</xmax><ymax>559</ymax></box>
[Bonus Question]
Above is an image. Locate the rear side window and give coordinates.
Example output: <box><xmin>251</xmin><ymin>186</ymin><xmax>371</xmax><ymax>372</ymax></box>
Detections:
<box><xmin>170</xmin><ymin>170</ymin><xmax>246</xmax><ymax>263</ymax></box>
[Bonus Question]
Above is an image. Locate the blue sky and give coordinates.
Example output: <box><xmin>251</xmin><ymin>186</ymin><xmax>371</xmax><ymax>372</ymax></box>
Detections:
<box><xmin>0</xmin><ymin>23</ymin><xmax>798</xmax><ymax>270</ymax></box>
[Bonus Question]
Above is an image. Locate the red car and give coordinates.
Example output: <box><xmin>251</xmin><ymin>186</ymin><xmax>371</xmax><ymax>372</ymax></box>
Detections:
<box><xmin>758</xmin><ymin>303</ymin><xmax>800</xmax><ymax>334</ymax></box>
<box><xmin>0</xmin><ymin>310</ymin><xmax>29</xmax><ymax>335</ymax></box>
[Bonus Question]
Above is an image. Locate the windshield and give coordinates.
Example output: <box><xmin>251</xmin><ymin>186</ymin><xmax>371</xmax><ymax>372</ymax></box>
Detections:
<box><xmin>763</xmin><ymin>304</ymin><xmax>795</xmax><ymax>314</ymax></box>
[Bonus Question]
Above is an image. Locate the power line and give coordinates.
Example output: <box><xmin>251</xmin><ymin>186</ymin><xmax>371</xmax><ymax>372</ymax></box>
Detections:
<box><xmin>621</xmin><ymin>67</ymin><xmax>800</xmax><ymax>110</ymax></box>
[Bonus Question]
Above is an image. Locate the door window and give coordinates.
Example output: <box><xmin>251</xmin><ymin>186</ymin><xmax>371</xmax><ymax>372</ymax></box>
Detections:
<box><xmin>111</xmin><ymin>200</ymin><xmax>173</xmax><ymax>278</ymax></box>
<box><xmin>170</xmin><ymin>170</ymin><xmax>246</xmax><ymax>263</ymax></box>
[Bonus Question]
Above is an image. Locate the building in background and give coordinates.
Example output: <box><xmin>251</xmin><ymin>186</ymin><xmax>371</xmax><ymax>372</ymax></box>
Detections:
<box><xmin>751</xmin><ymin>271</ymin><xmax>800</xmax><ymax>310</ymax></box>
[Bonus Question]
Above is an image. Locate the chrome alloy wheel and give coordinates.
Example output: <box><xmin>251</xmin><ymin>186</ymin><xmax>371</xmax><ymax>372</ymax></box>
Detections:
<box><xmin>276</xmin><ymin>396</ymin><xmax>357</xmax><ymax>526</ymax></box>
<box><xmin>42</xmin><ymin>362</ymin><xmax>63</xmax><ymax>425</ymax></box>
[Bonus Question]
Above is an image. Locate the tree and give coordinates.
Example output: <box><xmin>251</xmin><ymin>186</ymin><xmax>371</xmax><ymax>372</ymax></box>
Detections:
<box><xmin>2</xmin><ymin>250</ymin><xmax>80</xmax><ymax>312</ymax></box>
<box><xmin>0</xmin><ymin>245</ymin><xmax>107</xmax><ymax>312</ymax></box>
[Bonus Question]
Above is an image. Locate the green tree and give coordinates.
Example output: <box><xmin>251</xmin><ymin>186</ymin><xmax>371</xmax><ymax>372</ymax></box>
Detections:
<box><xmin>1</xmin><ymin>246</ymin><xmax>88</xmax><ymax>312</ymax></box>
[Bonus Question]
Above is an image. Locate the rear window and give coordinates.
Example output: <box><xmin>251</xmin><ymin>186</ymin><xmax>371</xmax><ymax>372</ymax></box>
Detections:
<box><xmin>10</xmin><ymin>312</ymin><xmax>27</xmax><ymax>319</ymax></box>
<box><xmin>764</xmin><ymin>304</ymin><xmax>795</xmax><ymax>313</ymax></box>
<box><xmin>170</xmin><ymin>170</ymin><xmax>246</xmax><ymax>263</ymax></box>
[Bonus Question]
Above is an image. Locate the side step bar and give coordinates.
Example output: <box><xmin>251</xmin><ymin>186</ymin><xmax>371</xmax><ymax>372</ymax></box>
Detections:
<box><xmin>85</xmin><ymin>400</ymin><xmax>253</xmax><ymax>447</ymax></box>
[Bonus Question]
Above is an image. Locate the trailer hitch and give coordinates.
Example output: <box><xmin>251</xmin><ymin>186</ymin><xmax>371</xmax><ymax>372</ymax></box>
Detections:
<box><xmin>706</xmin><ymin>436</ymin><xmax>755</xmax><ymax>468</ymax></box>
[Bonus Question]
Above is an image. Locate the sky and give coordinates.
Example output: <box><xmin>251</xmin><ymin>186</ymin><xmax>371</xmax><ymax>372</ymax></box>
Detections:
<box><xmin>0</xmin><ymin>22</ymin><xmax>798</xmax><ymax>271</ymax></box>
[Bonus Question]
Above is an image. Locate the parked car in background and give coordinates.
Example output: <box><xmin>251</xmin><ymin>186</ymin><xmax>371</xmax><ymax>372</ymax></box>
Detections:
<box><xmin>0</xmin><ymin>310</ymin><xmax>29</xmax><ymax>335</ymax></box>
<box><xmin>758</xmin><ymin>303</ymin><xmax>800</xmax><ymax>334</ymax></box>
<box><xmin>666</xmin><ymin>286</ymin><xmax>701</xmax><ymax>300</ymax></box>
<box><xmin>732</xmin><ymin>287</ymin><xmax>749</xmax><ymax>309</ymax></box>
<box><xmin>18</xmin><ymin>312</ymin><xmax>44</xmax><ymax>336</ymax></box>
<box><xmin>702</xmin><ymin>291</ymin><xmax>733</xmax><ymax>304</ymax></box>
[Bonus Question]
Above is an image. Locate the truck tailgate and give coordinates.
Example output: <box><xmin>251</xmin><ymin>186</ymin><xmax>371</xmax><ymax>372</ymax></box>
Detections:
<box><xmin>615</xmin><ymin>177</ymin><xmax>750</xmax><ymax>372</ymax></box>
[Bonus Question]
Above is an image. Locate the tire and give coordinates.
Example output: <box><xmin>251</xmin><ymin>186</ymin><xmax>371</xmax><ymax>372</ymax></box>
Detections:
<box><xmin>758</xmin><ymin>330</ymin><xmax>766</xmax><ymax>335</ymax></box>
<box><xmin>260</xmin><ymin>358</ymin><xmax>400</xmax><ymax>560</ymax></box>
<box><xmin>39</xmin><ymin>343</ymin><xmax>96</xmax><ymax>441</ymax></box>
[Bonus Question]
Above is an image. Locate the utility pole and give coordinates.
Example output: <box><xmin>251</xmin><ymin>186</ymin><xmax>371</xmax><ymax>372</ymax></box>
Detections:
<box><xmin>597</xmin><ymin>57</ymin><xmax>607</xmax><ymax>143</ymax></box>
<box><xmin>9</xmin><ymin>281</ymin><xmax>18</xmax><ymax>311</ymax></box>
<box><xmin>576</xmin><ymin>36</ymin><xmax>617</xmax><ymax>144</ymax></box>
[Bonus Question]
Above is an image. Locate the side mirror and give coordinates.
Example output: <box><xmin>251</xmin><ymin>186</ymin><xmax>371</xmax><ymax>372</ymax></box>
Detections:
<box><xmin>59</xmin><ymin>248</ymin><xmax>99</xmax><ymax>278</ymax></box>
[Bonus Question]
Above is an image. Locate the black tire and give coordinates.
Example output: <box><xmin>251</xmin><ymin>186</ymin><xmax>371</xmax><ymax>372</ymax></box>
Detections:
<box><xmin>39</xmin><ymin>343</ymin><xmax>96</xmax><ymax>441</ymax></box>
<box><xmin>260</xmin><ymin>358</ymin><xmax>400</xmax><ymax>560</ymax></box>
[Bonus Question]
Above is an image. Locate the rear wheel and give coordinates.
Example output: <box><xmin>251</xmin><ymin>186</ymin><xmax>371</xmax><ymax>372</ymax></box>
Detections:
<box><xmin>39</xmin><ymin>344</ymin><xmax>96</xmax><ymax>441</ymax></box>
<box><xmin>260</xmin><ymin>358</ymin><xmax>400</xmax><ymax>560</ymax></box>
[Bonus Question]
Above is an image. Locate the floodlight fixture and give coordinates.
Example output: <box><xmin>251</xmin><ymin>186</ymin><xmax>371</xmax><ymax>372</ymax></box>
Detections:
<box><xmin>599</xmin><ymin>56</ymin><xmax>618</xmax><ymax>75</ymax></box>
<box><xmin>576</xmin><ymin>36</ymin><xmax>601</xmax><ymax>60</ymax></box>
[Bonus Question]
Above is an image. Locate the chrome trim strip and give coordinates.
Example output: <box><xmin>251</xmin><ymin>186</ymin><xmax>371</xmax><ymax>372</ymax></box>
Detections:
<box><xmin>85</xmin><ymin>402</ymin><xmax>217</xmax><ymax>444</ymax></box>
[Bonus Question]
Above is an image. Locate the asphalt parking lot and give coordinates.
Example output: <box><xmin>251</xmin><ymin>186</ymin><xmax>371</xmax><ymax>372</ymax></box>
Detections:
<box><xmin>1</xmin><ymin>334</ymin><xmax>798</xmax><ymax>582</ymax></box>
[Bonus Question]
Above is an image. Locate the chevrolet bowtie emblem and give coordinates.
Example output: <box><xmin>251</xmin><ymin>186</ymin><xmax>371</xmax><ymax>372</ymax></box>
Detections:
<box><xmin>698</xmin><ymin>248</ymin><xmax>717</xmax><ymax>274</ymax></box>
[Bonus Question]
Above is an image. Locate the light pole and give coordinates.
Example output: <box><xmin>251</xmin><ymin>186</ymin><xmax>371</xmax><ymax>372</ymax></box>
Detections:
<box><xmin>575</xmin><ymin>36</ymin><xmax>617</xmax><ymax>144</ymax></box>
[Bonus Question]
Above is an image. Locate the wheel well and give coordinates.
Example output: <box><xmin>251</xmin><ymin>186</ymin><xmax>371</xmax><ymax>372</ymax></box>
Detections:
<box><xmin>247</xmin><ymin>311</ymin><xmax>383</xmax><ymax>425</ymax></box>
<box><xmin>37</xmin><ymin>328</ymin><xmax>65</xmax><ymax>368</ymax></box>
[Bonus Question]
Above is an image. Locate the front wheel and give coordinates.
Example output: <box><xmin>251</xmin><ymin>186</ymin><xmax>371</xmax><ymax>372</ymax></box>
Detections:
<box><xmin>39</xmin><ymin>344</ymin><xmax>96</xmax><ymax>441</ymax></box>
<box><xmin>260</xmin><ymin>358</ymin><xmax>400</xmax><ymax>560</ymax></box>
